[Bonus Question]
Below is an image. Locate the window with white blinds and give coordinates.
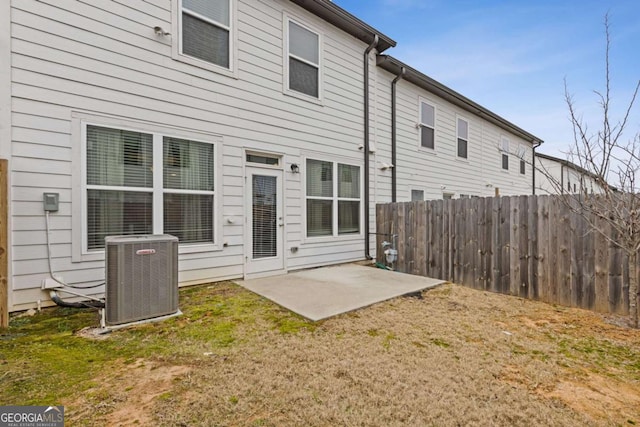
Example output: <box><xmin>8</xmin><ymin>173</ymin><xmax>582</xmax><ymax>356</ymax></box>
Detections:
<box><xmin>306</xmin><ymin>159</ymin><xmax>360</xmax><ymax>237</ymax></box>
<box><xmin>287</xmin><ymin>19</ymin><xmax>320</xmax><ymax>98</ymax></box>
<box><xmin>85</xmin><ymin>124</ymin><xmax>215</xmax><ymax>250</ymax></box>
<box><xmin>180</xmin><ymin>0</ymin><xmax>231</xmax><ymax>68</ymax></box>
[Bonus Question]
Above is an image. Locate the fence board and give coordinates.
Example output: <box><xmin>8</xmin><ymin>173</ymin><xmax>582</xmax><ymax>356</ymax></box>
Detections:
<box><xmin>434</xmin><ymin>200</ymin><xmax>444</xmax><ymax>280</ymax></box>
<box><xmin>570</xmin><ymin>200</ymin><xmax>583</xmax><ymax>308</ymax></box>
<box><xmin>500</xmin><ymin>197</ymin><xmax>511</xmax><ymax>294</ymax></box>
<box><xmin>474</xmin><ymin>197</ymin><xmax>484</xmax><ymax>290</ymax></box>
<box><xmin>527</xmin><ymin>197</ymin><xmax>540</xmax><ymax>300</ymax></box>
<box><xmin>441</xmin><ymin>200</ymin><xmax>450</xmax><ymax>280</ymax></box>
<box><xmin>417</xmin><ymin>201</ymin><xmax>427</xmax><ymax>276</ymax></box>
<box><xmin>510</xmin><ymin>196</ymin><xmax>521</xmax><ymax>295</ymax></box>
<box><xmin>537</xmin><ymin>196</ymin><xmax>549</xmax><ymax>302</ymax></box>
<box><xmin>406</xmin><ymin>202</ymin><xmax>416</xmax><ymax>275</ymax></box>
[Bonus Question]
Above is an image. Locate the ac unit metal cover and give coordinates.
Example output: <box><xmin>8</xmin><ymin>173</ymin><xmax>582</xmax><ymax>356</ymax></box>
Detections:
<box><xmin>105</xmin><ymin>234</ymin><xmax>179</xmax><ymax>326</ymax></box>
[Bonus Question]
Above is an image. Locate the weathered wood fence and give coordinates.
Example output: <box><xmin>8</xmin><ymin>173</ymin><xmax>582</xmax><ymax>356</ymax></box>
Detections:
<box><xmin>376</xmin><ymin>195</ymin><xmax>631</xmax><ymax>315</ymax></box>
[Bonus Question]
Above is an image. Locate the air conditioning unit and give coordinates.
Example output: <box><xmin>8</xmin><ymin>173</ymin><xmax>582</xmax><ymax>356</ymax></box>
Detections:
<box><xmin>105</xmin><ymin>234</ymin><xmax>179</xmax><ymax>326</ymax></box>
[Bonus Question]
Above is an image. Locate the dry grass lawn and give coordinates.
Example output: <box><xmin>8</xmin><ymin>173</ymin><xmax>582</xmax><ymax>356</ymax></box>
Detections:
<box><xmin>2</xmin><ymin>281</ymin><xmax>639</xmax><ymax>426</ymax></box>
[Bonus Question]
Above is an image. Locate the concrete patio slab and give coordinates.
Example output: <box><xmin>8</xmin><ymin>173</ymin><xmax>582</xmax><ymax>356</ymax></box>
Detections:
<box><xmin>236</xmin><ymin>263</ymin><xmax>445</xmax><ymax>321</ymax></box>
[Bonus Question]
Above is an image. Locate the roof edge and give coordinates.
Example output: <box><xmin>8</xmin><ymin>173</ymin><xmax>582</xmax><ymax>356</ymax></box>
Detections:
<box><xmin>377</xmin><ymin>55</ymin><xmax>544</xmax><ymax>145</ymax></box>
<box><xmin>289</xmin><ymin>0</ymin><xmax>396</xmax><ymax>52</ymax></box>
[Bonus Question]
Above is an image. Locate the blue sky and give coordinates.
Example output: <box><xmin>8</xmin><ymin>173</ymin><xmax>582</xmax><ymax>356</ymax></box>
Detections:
<box><xmin>335</xmin><ymin>0</ymin><xmax>640</xmax><ymax>157</ymax></box>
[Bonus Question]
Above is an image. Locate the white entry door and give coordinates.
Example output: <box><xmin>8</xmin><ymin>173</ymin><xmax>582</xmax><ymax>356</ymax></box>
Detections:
<box><xmin>245</xmin><ymin>167</ymin><xmax>284</xmax><ymax>276</ymax></box>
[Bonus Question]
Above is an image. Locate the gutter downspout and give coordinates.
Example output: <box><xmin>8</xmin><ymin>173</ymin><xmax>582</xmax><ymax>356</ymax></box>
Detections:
<box><xmin>532</xmin><ymin>140</ymin><xmax>542</xmax><ymax>195</ymax></box>
<box><xmin>391</xmin><ymin>66</ymin><xmax>405</xmax><ymax>203</ymax></box>
<box><xmin>364</xmin><ymin>35</ymin><xmax>378</xmax><ymax>260</ymax></box>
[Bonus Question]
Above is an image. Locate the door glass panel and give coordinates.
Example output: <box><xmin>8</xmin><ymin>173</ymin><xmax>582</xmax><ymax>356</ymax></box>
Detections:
<box><xmin>252</xmin><ymin>175</ymin><xmax>277</xmax><ymax>259</ymax></box>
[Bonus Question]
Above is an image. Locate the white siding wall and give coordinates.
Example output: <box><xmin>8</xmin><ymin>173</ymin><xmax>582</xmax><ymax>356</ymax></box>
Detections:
<box><xmin>535</xmin><ymin>156</ymin><xmax>603</xmax><ymax>195</ymax></box>
<box><xmin>1</xmin><ymin>0</ymin><xmax>12</xmax><ymax>312</ymax></box>
<box><xmin>372</xmin><ymin>68</ymin><xmax>533</xmax><ymax>203</ymax></box>
<box><xmin>9</xmin><ymin>0</ymin><xmax>369</xmax><ymax>310</ymax></box>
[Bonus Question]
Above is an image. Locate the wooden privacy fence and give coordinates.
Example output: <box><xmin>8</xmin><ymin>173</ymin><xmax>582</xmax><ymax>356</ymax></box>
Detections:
<box><xmin>376</xmin><ymin>195</ymin><xmax>630</xmax><ymax>315</ymax></box>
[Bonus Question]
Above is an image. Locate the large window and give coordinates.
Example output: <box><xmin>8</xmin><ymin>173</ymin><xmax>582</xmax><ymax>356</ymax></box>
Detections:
<box><xmin>85</xmin><ymin>125</ymin><xmax>215</xmax><ymax>250</ymax></box>
<box><xmin>419</xmin><ymin>100</ymin><xmax>435</xmax><ymax>149</ymax></box>
<box><xmin>180</xmin><ymin>0</ymin><xmax>231</xmax><ymax>68</ymax></box>
<box><xmin>287</xmin><ymin>19</ymin><xmax>320</xmax><ymax>98</ymax></box>
<box><xmin>457</xmin><ymin>117</ymin><xmax>468</xmax><ymax>159</ymax></box>
<box><xmin>306</xmin><ymin>159</ymin><xmax>360</xmax><ymax>237</ymax></box>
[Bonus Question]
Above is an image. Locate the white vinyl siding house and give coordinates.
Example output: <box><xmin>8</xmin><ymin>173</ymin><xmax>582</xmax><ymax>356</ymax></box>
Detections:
<box><xmin>535</xmin><ymin>153</ymin><xmax>603</xmax><ymax>195</ymax></box>
<box><xmin>1</xmin><ymin>0</ymin><xmax>542</xmax><ymax>312</ymax></box>
<box><xmin>373</xmin><ymin>56</ymin><xmax>539</xmax><ymax>202</ymax></box>
<box><xmin>3</xmin><ymin>0</ymin><xmax>395</xmax><ymax>310</ymax></box>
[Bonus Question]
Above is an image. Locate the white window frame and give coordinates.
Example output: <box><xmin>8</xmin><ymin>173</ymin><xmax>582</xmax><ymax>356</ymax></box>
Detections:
<box><xmin>456</xmin><ymin>116</ymin><xmax>469</xmax><ymax>159</ymax></box>
<box><xmin>302</xmin><ymin>156</ymin><xmax>363</xmax><ymax>242</ymax></box>
<box><xmin>500</xmin><ymin>136</ymin><xmax>510</xmax><ymax>171</ymax></box>
<box><xmin>72</xmin><ymin>115</ymin><xmax>222</xmax><ymax>262</ymax></box>
<box><xmin>283</xmin><ymin>15</ymin><xmax>323</xmax><ymax>102</ymax></box>
<box><xmin>418</xmin><ymin>98</ymin><xmax>436</xmax><ymax>151</ymax></box>
<box><xmin>171</xmin><ymin>0</ymin><xmax>238</xmax><ymax>77</ymax></box>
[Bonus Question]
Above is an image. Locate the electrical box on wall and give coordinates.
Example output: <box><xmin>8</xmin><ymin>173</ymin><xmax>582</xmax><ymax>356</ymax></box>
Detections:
<box><xmin>43</xmin><ymin>192</ymin><xmax>59</xmax><ymax>212</ymax></box>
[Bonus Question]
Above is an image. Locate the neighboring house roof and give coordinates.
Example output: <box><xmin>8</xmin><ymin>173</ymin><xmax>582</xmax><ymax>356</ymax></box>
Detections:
<box><xmin>535</xmin><ymin>152</ymin><xmax>593</xmax><ymax>177</ymax></box>
<box><xmin>376</xmin><ymin>55</ymin><xmax>544</xmax><ymax>145</ymax></box>
<box><xmin>290</xmin><ymin>0</ymin><xmax>396</xmax><ymax>52</ymax></box>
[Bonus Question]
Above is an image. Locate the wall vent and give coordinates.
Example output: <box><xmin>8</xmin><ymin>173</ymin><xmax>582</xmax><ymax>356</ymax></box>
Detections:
<box><xmin>105</xmin><ymin>234</ymin><xmax>179</xmax><ymax>326</ymax></box>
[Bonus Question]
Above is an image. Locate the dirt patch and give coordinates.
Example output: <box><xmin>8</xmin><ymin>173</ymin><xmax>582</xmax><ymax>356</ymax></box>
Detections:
<box><xmin>67</xmin><ymin>359</ymin><xmax>190</xmax><ymax>426</ymax></box>
<box><xmin>547</xmin><ymin>372</ymin><xmax>640</xmax><ymax>423</ymax></box>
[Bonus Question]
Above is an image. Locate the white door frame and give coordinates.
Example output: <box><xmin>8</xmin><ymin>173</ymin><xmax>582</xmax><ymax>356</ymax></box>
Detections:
<box><xmin>244</xmin><ymin>165</ymin><xmax>285</xmax><ymax>278</ymax></box>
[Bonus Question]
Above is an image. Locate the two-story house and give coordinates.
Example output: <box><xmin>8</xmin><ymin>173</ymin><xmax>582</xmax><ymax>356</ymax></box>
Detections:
<box><xmin>0</xmin><ymin>0</ymin><xmax>542</xmax><ymax>312</ymax></box>
<box><xmin>535</xmin><ymin>152</ymin><xmax>604</xmax><ymax>195</ymax></box>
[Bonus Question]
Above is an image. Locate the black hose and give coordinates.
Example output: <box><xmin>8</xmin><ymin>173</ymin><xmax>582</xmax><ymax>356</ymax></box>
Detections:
<box><xmin>49</xmin><ymin>290</ymin><xmax>105</xmax><ymax>309</ymax></box>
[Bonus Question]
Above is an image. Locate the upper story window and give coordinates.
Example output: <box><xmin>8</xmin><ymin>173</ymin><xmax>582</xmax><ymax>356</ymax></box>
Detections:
<box><xmin>287</xmin><ymin>19</ymin><xmax>320</xmax><ymax>98</ymax></box>
<box><xmin>501</xmin><ymin>137</ymin><xmax>510</xmax><ymax>170</ymax></box>
<box><xmin>179</xmin><ymin>0</ymin><xmax>231</xmax><ymax>69</ymax></box>
<box><xmin>85</xmin><ymin>124</ymin><xmax>216</xmax><ymax>251</ymax></box>
<box><xmin>517</xmin><ymin>145</ymin><xmax>527</xmax><ymax>175</ymax></box>
<box><xmin>419</xmin><ymin>100</ymin><xmax>435</xmax><ymax>149</ymax></box>
<box><xmin>457</xmin><ymin>117</ymin><xmax>468</xmax><ymax>158</ymax></box>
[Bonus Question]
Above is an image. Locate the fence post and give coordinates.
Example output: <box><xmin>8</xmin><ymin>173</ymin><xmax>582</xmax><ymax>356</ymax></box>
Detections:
<box><xmin>0</xmin><ymin>159</ymin><xmax>8</xmax><ymax>328</ymax></box>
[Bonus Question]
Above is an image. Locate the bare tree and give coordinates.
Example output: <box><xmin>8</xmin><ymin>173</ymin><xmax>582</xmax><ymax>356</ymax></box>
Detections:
<box><xmin>543</xmin><ymin>13</ymin><xmax>640</xmax><ymax>327</ymax></box>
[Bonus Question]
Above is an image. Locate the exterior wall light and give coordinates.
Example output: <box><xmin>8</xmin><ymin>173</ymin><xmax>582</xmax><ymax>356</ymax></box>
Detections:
<box><xmin>290</xmin><ymin>163</ymin><xmax>300</xmax><ymax>173</ymax></box>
